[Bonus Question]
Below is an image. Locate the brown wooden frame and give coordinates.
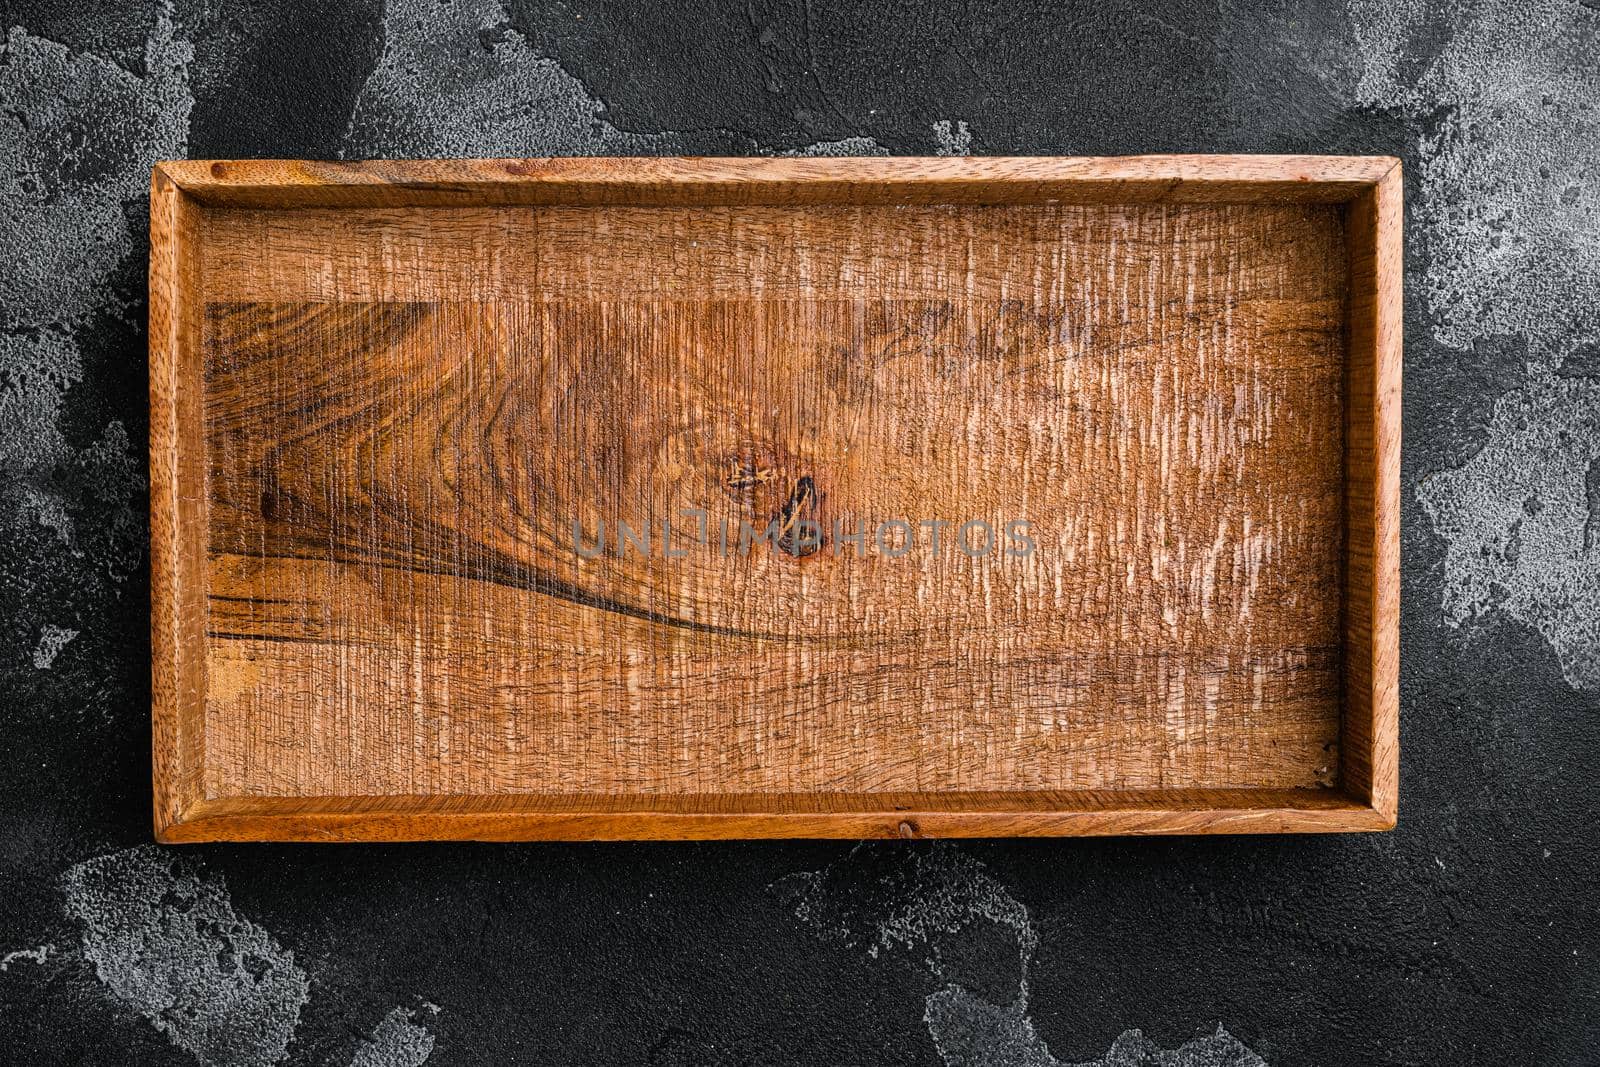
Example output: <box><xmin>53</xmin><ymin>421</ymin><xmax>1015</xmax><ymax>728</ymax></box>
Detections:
<box><xmin>151</xmin><ymin>156</ymin><xmax>1400</xmax><ymax>842</ymax></box>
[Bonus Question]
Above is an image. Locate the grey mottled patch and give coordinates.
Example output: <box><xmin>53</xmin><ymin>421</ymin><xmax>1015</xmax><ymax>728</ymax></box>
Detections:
<box><xmin>1077</xmin><ymin>1026</ymin><xmax>1264</xmax><ymax>1067</ymax></box>
<box><xmin>925</xmin><ymin>988</ymin><xmax>1262</xmax><ymax>1067</ymax></box>
<box><xmin>344</xmin><ymin>0</ymin><xmax>674</xmax><ymax>157</ymax></box>
<box><xmin>1417</xmin><ymin>377</ymin><xmax>1600</xmax><ymax>690</ymax></box>
<box><xmin>0</xmin><ymin>943</ymin><xmax>54</xmax><ymax>971</ymax></box>
<box><xmin>18</xmin><ymin>484</ymin><xmax>75</xmax><ymax>543</ymax></box>
<box><xmin>775</xmin><ymin>846</ymin><xmax>1265</xmax><ymax>1067</ymax></box>
<box><xmin>349</xmin><ymin>1006</ymin><xmax>437</xmax><ymax>1067</ymax></box>
<box><xmin>0</xmin><ymin>18</ymin><xmax>188</xmax><ymax>323</ymax></box>
<box><xmin>344</xmin><ymin>0</ymin><xmax>888</xmax><ymax>159</ymax></box>
<box><xmin>61</xmin><ymin>846</ymin><xmax>310</xmax><ymax>1067</ymax></box>
<box><xmin>1351</xmin><ymin>0</ymin><xmax>1600</xmax><ymax>366</ymax></box>
<box><xmin>922</xmin><ymin>985</ymin><xmax>1057</xmax><ymax>1067</ymax></box>
<box><xmin>0</xmin><ymin>12</ymin><xmax>187</xmax><ymax>610</ymax></box>
<box><xmin>32</xmin><ymin>623</ymin><xmax>79</xmax><ymax>668</ymax></box>
<box><xmin>0</xmin><ymin>328</ymin><xmax>80</xmax><ymax>472</ymax></box>
<box><xmin>775</xmin><ymin>135</ymin><xmax>890</xmax><ymax>157</ymax></box>
<box><xmin>932</xmin><ymin>119</ymin><xmax>973</xmax><ymax>156</ymax></box>
<box><xmin>0</xmin><ymin>14</ymin><xmax>190</xmax><ymax>441</ymax></box>
<box><xmin>1350</xmin><ymin>0</ymin><xmax>1600</xmax><ymax>688</ymax></box>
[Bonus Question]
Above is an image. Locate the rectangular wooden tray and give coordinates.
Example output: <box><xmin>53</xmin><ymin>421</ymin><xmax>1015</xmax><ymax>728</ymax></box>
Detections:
<box><xmin>150</xmin><ymin>156</ymin><xmax>1400</xmax><ymax>841</ymax></box>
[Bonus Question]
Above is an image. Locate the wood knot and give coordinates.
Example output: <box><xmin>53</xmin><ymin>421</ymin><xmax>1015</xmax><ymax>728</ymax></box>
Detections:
<box><xmin>775</xmin><ymin>475</ymin><xmax>824</xmax><ymax>558</ymax></box>
<box><xmin>723</xmin><ymin>458</ymin><xmax>776</xmax><ymax>490</ymax></box>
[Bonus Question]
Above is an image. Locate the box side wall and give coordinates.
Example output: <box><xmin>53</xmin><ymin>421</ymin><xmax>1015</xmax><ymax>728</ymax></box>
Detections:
<box><xmin>1339</xmin><ymin>168</ymin><xmax>1402</xmax><ymax>824</ymax></box>
<box><xmin>157</xmin><ymin>155</ymin><xmax>1402</xmax><ymax>209</ymax></box>
<box><xmin>159</xmin><ymin>789</ymin><xmax>1396</xmax><ymax>842</ymax></box>
<box><xmin>150</xmin><ymin>169</ymin><xmax>210</xmax><ymax>839</ymax></box>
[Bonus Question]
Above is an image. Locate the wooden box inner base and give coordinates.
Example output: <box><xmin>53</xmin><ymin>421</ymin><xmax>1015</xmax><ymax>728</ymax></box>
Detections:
<box><xmin>196</xmin><ymin>201</ymin><xmax>1347</xmax><ymax>800</ymax></box>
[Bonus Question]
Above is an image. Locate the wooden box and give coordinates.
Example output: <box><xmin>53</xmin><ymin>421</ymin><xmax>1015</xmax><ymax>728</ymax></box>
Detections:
<box><xmin>150</xmin><ymin>156</ymin><xmax>1400</xmax><ymax>841</ymax></box>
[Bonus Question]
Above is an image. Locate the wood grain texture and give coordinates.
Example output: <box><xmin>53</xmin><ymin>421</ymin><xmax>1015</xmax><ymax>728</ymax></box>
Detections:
<box><xmin>161</xmin><ymin>155</ymin><xmax>1399</xmax><ymax>209</ymax></box>
<box><xmin>1339</xmin><ymin>163</ymin><xmax>1403</xmax><ymax>825</ymax></box>
<box><xmin>157</xmin><ymin>790</ymin><xmax>1394</xmax><ymax>843</ymax></box>
<box><xmin>150</xmin><ymin>166</ymin><xmax>207</xmax><ymax>837</ymax></box>
<box><xmin>150</xmin><ymin>156</ymin><xmax>1402</xmax><ymax>841</ymax></box>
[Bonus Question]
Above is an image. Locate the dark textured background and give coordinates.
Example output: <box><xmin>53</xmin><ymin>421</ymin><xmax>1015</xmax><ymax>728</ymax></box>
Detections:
<box><xmin>3</xmin><ymin>2</ymin><xmax>1598</xmax><ymax>1064</ymax></box>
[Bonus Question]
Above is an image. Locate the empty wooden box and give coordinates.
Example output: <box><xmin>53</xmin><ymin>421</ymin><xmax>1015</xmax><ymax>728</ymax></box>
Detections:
<box><xmin>150</xmin><ymin>156</ymin><xmax>1400</xmax><ymax>841</ymax></box>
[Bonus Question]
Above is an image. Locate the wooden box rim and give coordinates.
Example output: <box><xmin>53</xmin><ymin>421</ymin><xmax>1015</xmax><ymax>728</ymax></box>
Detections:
<box><xmin>150</xmin><ymin>155</ymin><xmax>1401</xmax><ymax>842</ymax></box>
